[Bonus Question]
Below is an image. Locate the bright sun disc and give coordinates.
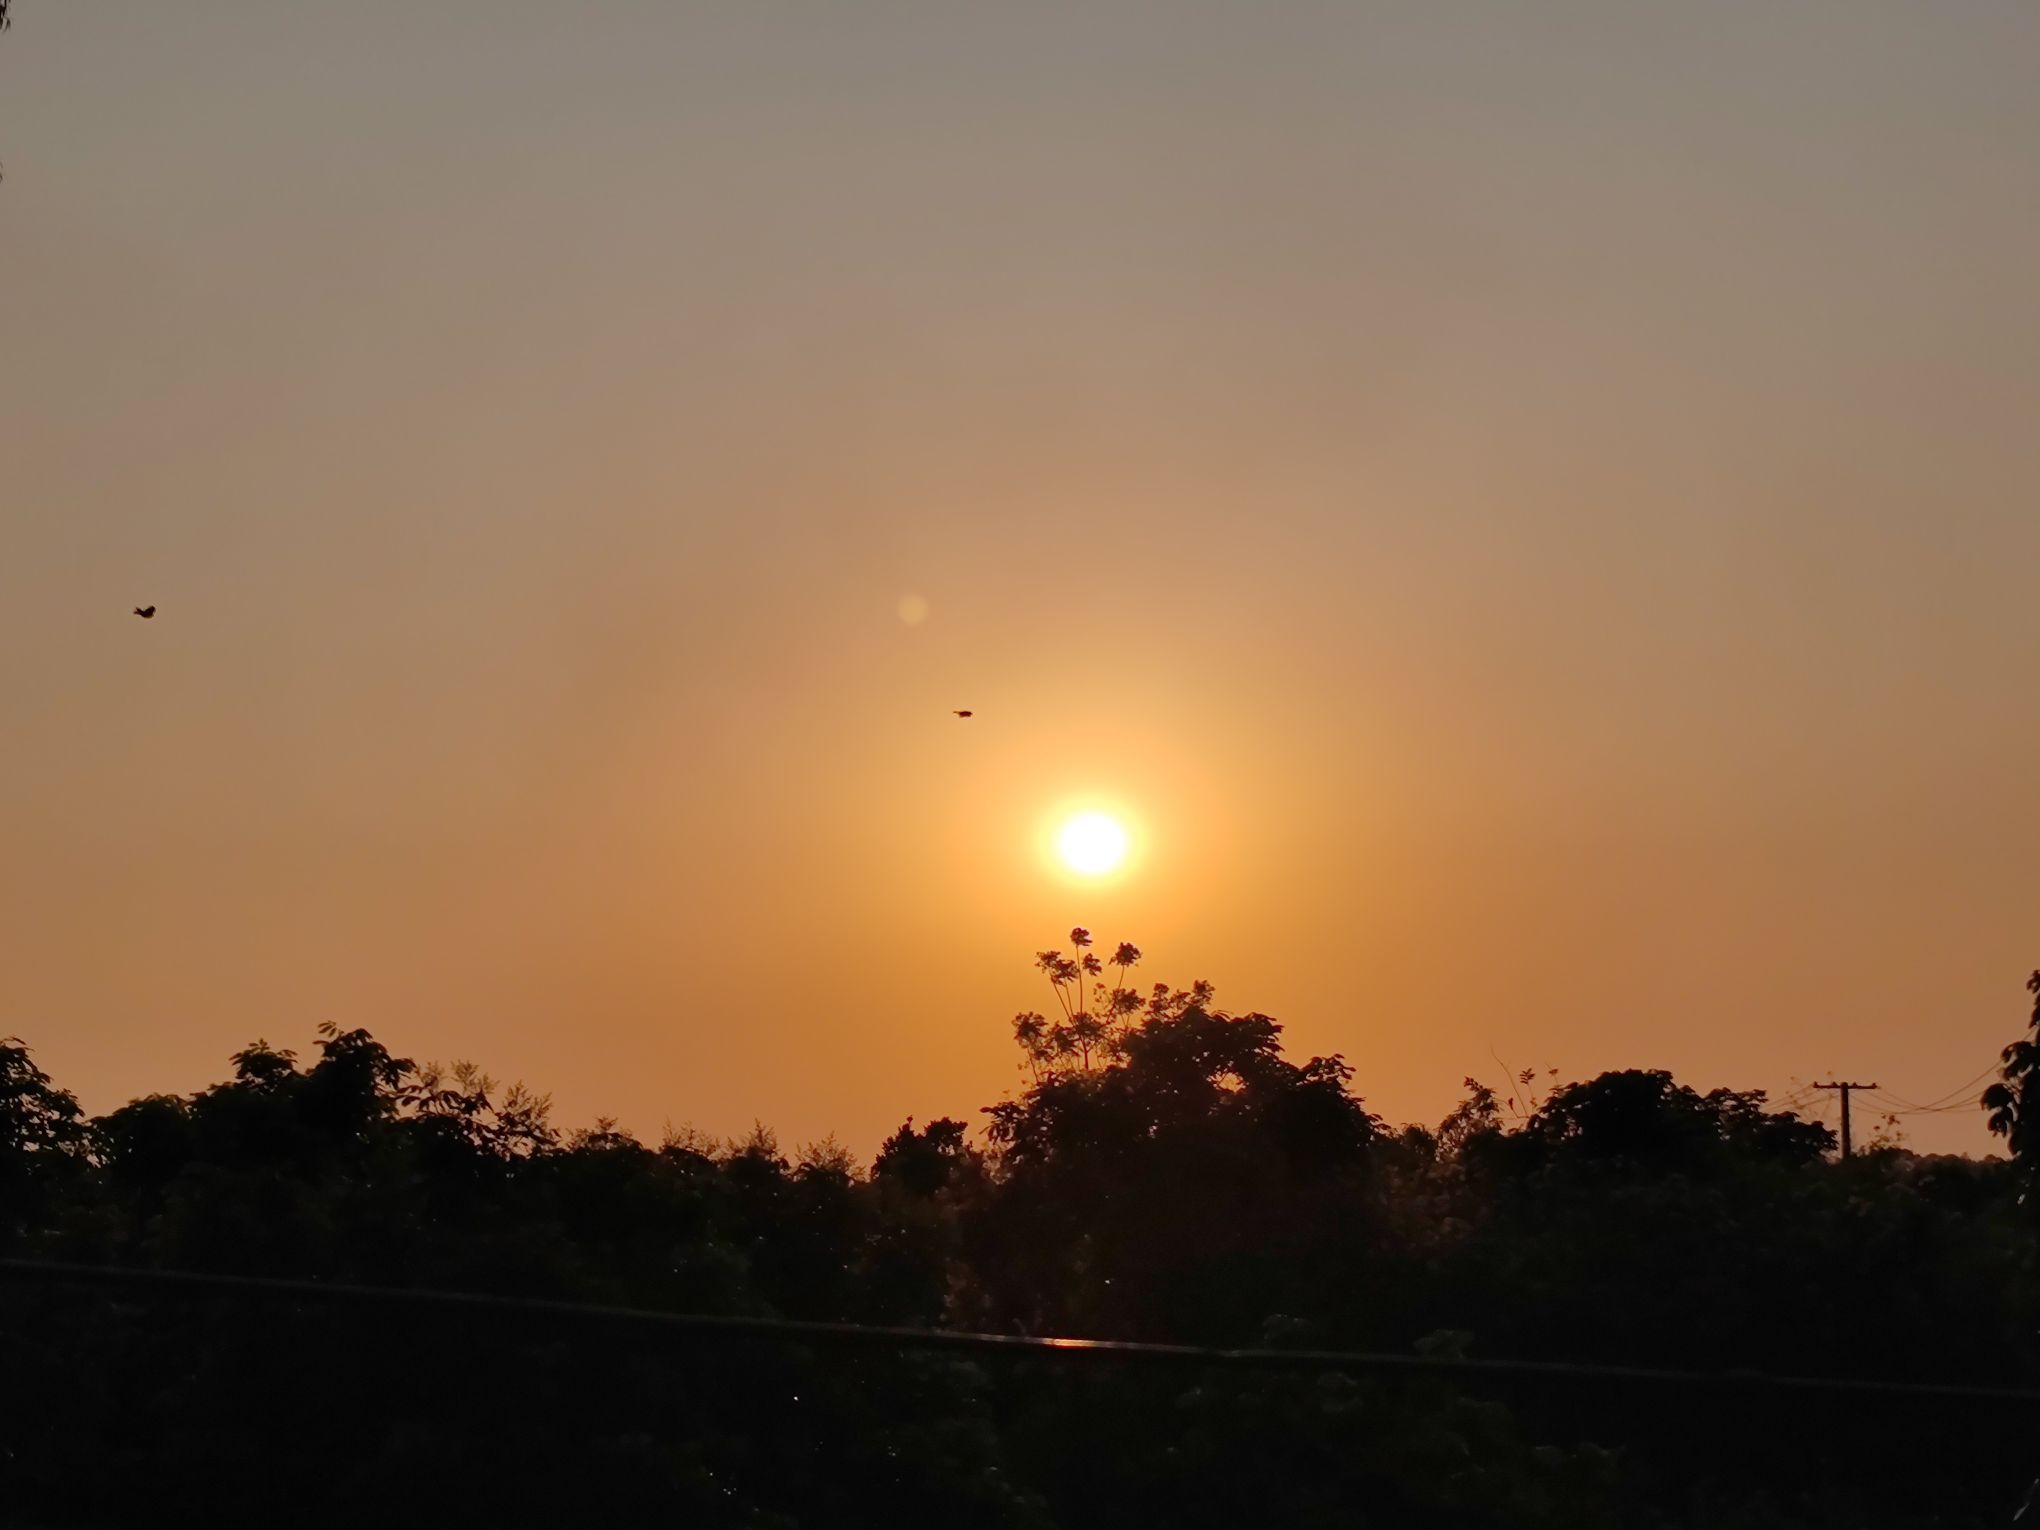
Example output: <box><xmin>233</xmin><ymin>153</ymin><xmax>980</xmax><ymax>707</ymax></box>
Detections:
<box><xmin>1057</xmin><ymin>812</ymin><xmax>1129</xmax><ymax>876</ymax></box>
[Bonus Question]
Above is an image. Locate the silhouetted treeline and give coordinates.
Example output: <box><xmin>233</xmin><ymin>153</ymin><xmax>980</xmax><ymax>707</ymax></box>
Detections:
<box><xmin>4</xmin><ymin>947</ymin><xmax>2039</xmax><ymax>1529</ymax></box>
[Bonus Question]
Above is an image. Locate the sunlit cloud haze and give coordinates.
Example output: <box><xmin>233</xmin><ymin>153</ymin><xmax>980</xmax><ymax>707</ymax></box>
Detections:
<box><xmin>3</xmin><ymin>1</ymin><xmax>2036</xmax><ymax>1155</ymax></box>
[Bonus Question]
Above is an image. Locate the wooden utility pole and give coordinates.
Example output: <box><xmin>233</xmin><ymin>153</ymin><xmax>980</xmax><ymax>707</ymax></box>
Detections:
<box><xmin>1813</xmin><ymin>1081</ymin><xmax>1879</xmax><ymax>1159</ymax></box>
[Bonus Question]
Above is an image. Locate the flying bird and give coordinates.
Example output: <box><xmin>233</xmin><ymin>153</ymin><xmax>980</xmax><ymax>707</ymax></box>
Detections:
<box><xmin>133</xmin><ymin>605</ymin><xmax>156</xmax><ymax>619</ymax></box>
<box><xmin>953</xmin><ymin>709</ymin><xmax>973</xmax><ymax>718</ymax></box>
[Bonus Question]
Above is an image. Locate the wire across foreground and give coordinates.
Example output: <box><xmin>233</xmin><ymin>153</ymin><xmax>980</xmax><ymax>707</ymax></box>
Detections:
<box><xmin>5</xmin><ymin>1256</ymin><xmax>2039</xmax><ymax>1409</ymax></box>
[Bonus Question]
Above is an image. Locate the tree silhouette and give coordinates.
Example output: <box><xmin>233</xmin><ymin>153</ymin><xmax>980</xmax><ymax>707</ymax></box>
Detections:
<box><xmin>1524</xmin><ymin>1068</ymin><xmax>1834</xmax><ymax>1171</ymax></box>
<box><xmin>1982</xmin><ymin>970</ymin><xmax>2040</xmax><ymax>1172</ymax></box>
<box><xmin>0</xmin><ymin>955</ymin><xmax>2035</xmax><ymax>1528</ymax></box>
<box><xmin>0</xmin><ymin>1037</ymin><xmax>85</xmax><ymax>1251</ymax></box>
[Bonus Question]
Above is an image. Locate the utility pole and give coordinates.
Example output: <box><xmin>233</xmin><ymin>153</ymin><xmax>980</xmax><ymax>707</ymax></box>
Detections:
<box><xmin>1813</xmin><ymin>1081</ymin><xmax>1879</xmax><ymax>1159</ymax></box>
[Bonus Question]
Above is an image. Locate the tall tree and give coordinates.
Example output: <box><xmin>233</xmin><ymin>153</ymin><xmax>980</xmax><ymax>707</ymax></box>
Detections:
<box><xmin>0</xmin><ymin>1037</ymin><xmax>86</xmax><ymax>1249</ymax></box>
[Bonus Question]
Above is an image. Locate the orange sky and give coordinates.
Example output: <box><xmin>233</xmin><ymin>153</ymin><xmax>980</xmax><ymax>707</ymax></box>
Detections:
<box><xmin>3</xmin><ymin>2</ymin><xmax>2037</xmax><ymax>1156</ymax></box>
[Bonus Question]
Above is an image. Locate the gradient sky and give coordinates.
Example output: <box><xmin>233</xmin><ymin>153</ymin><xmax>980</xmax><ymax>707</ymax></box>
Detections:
<box><xmin>4</xmin><ymin>1</ymin><xmax>2037</xmax><ymax>1156</ymax></box>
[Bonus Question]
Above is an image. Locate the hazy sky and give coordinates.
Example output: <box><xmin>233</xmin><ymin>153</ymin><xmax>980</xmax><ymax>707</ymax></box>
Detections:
<box><xmin>4</xmin><ymin>1</ymin><xmax>2036</xmax><ymax>1156</ymax></box>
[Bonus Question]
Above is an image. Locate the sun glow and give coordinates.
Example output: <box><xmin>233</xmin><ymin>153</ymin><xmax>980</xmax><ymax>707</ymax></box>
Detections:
<box><xmin>1056</xmin><ymin>812</ymin><xmax>1130</xmax><ymax>877</ymax></box>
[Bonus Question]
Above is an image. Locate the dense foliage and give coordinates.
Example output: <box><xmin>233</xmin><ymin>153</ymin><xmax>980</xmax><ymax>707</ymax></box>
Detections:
<box><xmin>3</xmin><ymin>946</ymin><xmax>2037</xmax><ymax>1528</ymax></box>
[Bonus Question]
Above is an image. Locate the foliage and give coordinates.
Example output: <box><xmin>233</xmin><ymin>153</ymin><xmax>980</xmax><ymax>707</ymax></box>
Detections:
<box><xmin>0</xmin><ymin>1037</ymin><xmax>86</xmax><ymax>1250</ymax></box>
<box><xmin>1983</xmin><ymin>970</ymin><xmax>2040</xmax><ymax>1170</ymax></box>
<box><xmin>1</xmin><ymin>948</ymin><xmax>2035</xmax><ymax>1528</ymax></box>
<box><xmin>1013</xmin><ymin>929</ymin><xmax>1147</xmax><ymax>1079</ymax></box>
<box><xmin>1523</xmin><ymin>1068</ymin><xmax>1835</xmax><ymax>1171</ymax></box>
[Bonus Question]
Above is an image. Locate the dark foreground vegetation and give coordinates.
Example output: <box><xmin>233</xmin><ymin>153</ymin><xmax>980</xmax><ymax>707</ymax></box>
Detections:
<box><xmin>6</xmin><ymin>944</ymin><xmax>2040</xmax><ymax>1529</ymax></box>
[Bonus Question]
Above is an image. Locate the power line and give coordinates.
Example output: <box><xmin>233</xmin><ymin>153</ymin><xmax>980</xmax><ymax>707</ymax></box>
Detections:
<box><xmin>1870</xmin><ymin>1063</ymin><xmax>2002</xmax><ymax>1115</ymax></box>
<box><xmin>1924</xmin><ymin>1061</ymin><xmax>2005</xmax><ymax>1107</ymax></box>
<box><xmin>1775</xmin><ymin>1060</ymin><xmax>2003</xmax><ymax>1126</ymax></box>
<box><xmin>3</xmin><ymin>1257</ymin><xmax>2039</xmax><ymax>1409</ymax></box>
<box><xmin>1869</xmin><ymin>1097</ymin><xmax>1984</xmax><ymax>1117</ymax></box>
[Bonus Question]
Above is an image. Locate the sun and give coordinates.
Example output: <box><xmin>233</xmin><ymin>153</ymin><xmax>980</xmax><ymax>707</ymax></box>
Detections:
<box><xmin>1057</xmin><ymin>812</ymin><xmax>1129</xmax><ymax>876</ymax></box>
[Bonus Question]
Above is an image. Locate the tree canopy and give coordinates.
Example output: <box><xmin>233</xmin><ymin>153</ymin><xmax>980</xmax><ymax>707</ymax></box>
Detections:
<box><xmin>0</xmin><ymin>949</ymin><xmax>2033</xmax><ymax>1529</ymax></box>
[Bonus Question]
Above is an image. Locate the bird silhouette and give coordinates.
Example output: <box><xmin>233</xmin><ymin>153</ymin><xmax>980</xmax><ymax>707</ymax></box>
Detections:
<box><xmin>133</xmin><ymin>605</ymin><xmax>156</xmax><ymax>619</ymax></box>
<box><xmin>953</xmin><ymin>709</ymin><xmax>973</xmax><ymax>718</ymax></box>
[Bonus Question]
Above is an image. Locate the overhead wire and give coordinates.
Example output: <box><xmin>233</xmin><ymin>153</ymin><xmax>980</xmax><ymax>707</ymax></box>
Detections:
<box><xmin>1770</xmin><ymin>1083</ymin><xmax>1826</xmax><ymax>1114</ymax></box>
<box><xmin>1870</xmin><ymin>1071</ymin><xmax>2000</xmax><ymax>1116</ymax></box>
<box><xmin>1872</xmin><ymin>1062</ymin><xmax>2002</xmax><ymax>1114</ymax></box>
<box><xmin>3</xmin><ymin>1257</ymin><xmax>2040</xmax><ymax>1409</ymax></box>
